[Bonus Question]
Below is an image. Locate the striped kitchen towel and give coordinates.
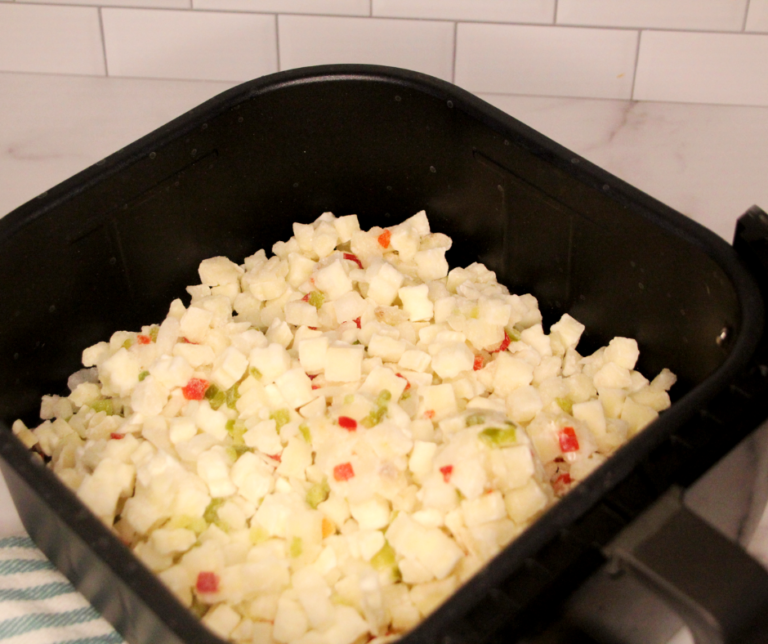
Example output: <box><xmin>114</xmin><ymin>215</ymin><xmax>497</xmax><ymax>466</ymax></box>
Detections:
<box><xmin>0</xmin><ymin>535</ymin><xmax>127</xmax><ymax>644</ymax></box>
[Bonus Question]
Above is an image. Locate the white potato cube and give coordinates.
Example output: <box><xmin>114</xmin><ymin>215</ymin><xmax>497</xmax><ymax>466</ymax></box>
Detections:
<box><xmin>492</xmin><ymin>354</ymin><xmax>534</xmax><ymax>397</ymax></box>
<box><xmin>202</xmin><ymin>604</ymin><xmax>241</xmax><ymax>640</ymax></box>
<box><xmin>312</xmin><ymin>221</ymin><xmax>339</xmax><ymax>258</ymax></box>
<box><xmin>572</xmin><ymin>399</ymin><xmax>606</xmax><ymax>438</ymax></box>
<box><xmin>287</xmin><ymin>252</ymin><xmax>316</xmax><ymax>289</ymax></box>
<box><xmin>621</xmin><ymin>397</ymin><xmax>659</xmax><ymax>436</ymax></box>
<box><xmin>461</xmin><ymin>491</ymin><xmax>507</xmax><ymax>527</ymax></box>
<box><xmin>398</xmin><ymin>349</ymin><xmax>431</xmax><ymax>373</ymax></box>
<box><xmin>409</xmin><ymin>441</ymin><xmax>437</xmax><ymax>476</ymax></box>
<box><xmin>272</xmin><ymin>595</ymin><xmax>308</xmax><ymax>643</ymax></box>
<box><xmin>314</xmin><ymin>259</ymin><xmax>353</xmax><ymax>300</ymax></box>
<box><xmin>418</xmin><ymin>384</ymin><xmax>457</xmax><ymax>421</ymax></box>
<box><xmin>131</xmin><ymin>376</ymin><xmax>169</xmax><ymax>417</ymax></box>
<box><xmin>172</xmin><ymin>343</ymin><xmax>215</xmax><ymax>368</ymax></box>
<box><xmin>82</xmin><ymin>341</ymin><xmax>109</xmax><ymax>368</ymax></box>
<box><xmin>631</xmin><ymin>387</ymin><xmax>672</xmax><ymax>412</ymax></box>
<box><xmin>243</xmin><ymin>419</ymin><xmax>282</xmax><ymax>455</ymax></box>
<box><xmin>592</xmin><ymin>362</ymin><xmax>632</xmax><ymax>390</ymax></box>
<box><xmin>198</xmin><ymin>256</ymin><xmax>243</xmax><ymax>287</ymax></box>
<box><xmin>432</xmin><ymin>343</ymin><xmax>474</xmax><ymax>380</ymax></box>
<box><xmin>333</xmin><ymin>290</ymin><xmax>367</xmax><ymax>324</ymax></box>
<box><xmin>505</xmin><ymin>479</ymin><xmax>548</xmax><ymax>525</ymax></box>
<box><xmin>250</xmin><ymin>343</ymin><xmax>291</xmax><ymax>383</ymax></box>
<box><xmin>367</xmin><ymin>262</ymin><xmax>405</xmax><ymax>306</ymax></box>
<box><xmin>359</xmin><ymin>366</ymin><xmax>407</xmax><ymax>401</ymax></box>
<box><xmin>284</xmin><ymin>300</ymin><xmax>319</xmax><ymax>327</ymax></box>
<box><xmin>321</xmin><ymin>606</ymin><xmax>370</xmax><ymax>644</ymax></box>
<box><xmin>505</xmin><ymin>385</ymin><xmax>543</xmax><ymax>424</ymax></box>
<box><xmin>179</xmin><ymin>306</ymin><xmax>213</xmax><ymax>343</ymax></box>
<box><xmin>349</xmin><ymin>496</ymin><xmax>391</xmax><ymax>530</ymax></box>
<box><xmin>298</xmin><ymin>336</ymin><xmax>329</xmax><ymax>375</ymax></box>
<box><xmin>651</xmin><ymin>368</ymin><xmax>677</xmax><ymax>391</ymax></box>
<box><xmin>195</xmin><ymin>401</ymin><xmax>228</xmax><ymax>441</ymax></box>
<box><xmin>333</xmin><ymin>214</ymin><xmax>360</xmax><ymax>243</ymax></box>
<box><xmin>605</xmin><ymin>337</ymin><xmax>640</xmax><ymax>370</ymax></box>
<box><xmin>598</xmin><ymin>387</ymin><xmax>627</xmax><ymax>419</ymax></box>
<box><xmin>367</xmin><ymin>334</ymin><xmax>406</xmax><ymax>363</ymax></box>
<box><xmin>169</xmin><ymin>416</ymin><xmax>197</xmax><ymax>444</ymax></box>
<box><xmin>275</xmin><ymin>368</ymin><xmax>315</xmax><ymax>409</ymax></box>
<box><xmin>324</xmin><ymin>344</ymin><xmax>364</xmax><ymax>383</ymax></box>
<box><xmin>211</xmin><ymin>346</ymin><xmax>248</xmax><ymax>391</ymax></box>
<box><xmin>399</xmin><ymin>284</ymin><xmax>434</xmax><ymax>322</ymax></box>
<box><xmin>549</xmin><ymin>313</ymin><xmax>585</xmax><ymax>355</ymax></box>
<box><xmin>414</xmin><ymin>248</ymin><xmax>449</xmax><ymax>282</ymax></box>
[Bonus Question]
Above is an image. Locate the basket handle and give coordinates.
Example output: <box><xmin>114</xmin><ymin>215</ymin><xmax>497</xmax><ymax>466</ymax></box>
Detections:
<box><xmin>604</xmin><ymin>488</ymin><xmax>768</xmax><ymax>644</ymax></box>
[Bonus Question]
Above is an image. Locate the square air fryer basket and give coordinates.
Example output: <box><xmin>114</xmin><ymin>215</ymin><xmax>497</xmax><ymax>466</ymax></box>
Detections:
<box><xmin>2</xmin><ymin>65</ymin><xmax>768</xmax><ymax>644</ymax></box>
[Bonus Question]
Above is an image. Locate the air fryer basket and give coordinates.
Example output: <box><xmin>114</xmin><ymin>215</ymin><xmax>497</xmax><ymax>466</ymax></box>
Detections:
<box><xmin>1</xmin><ymin>65</ymin><xmax>768</xmax><ymax>644</ymax></box>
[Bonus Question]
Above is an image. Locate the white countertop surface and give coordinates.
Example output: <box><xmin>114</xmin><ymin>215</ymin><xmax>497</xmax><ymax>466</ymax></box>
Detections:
<box><xmin>1</xmin><ymin>70</ymin><xmax>768</xmax><ymax>643</ymax></box>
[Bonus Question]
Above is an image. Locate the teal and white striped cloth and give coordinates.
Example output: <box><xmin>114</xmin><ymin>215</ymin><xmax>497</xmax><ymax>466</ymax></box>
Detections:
<box><xmin>0</xmin><ymin>535</ymin><xmax>127</xmax><ymax>644</ymax></box>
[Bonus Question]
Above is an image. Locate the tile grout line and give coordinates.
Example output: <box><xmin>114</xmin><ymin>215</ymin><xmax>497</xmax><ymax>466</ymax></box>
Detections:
<box><xmin>451</xmin><ymin>21</ymin><xmax>458</xmax><ymax>84</ymax></box>
<box><xmin>275</xmin><ymin>14</ymin><xmax>281</xmax><ymax>72</ymax></box>
<box><xmin>553</xmin><ymin>0</ymin><xmax>558</xmax><ymax>25</ymax></box>
<box><xmin>97</xmin><ymin>7</ymin><xmax>109</xmax><ymax>78</ymax></box>
<box><xmin>629</xmin><ymin>29</ymin><xmax>642</xmax><ymax>101</ymax></box>
<box><xmin>743</xmin><ymin>0</ymin><xmax>752</xmax><ymax>31</ymax></box>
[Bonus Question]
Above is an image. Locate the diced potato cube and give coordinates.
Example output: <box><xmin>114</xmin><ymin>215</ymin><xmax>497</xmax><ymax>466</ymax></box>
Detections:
<box><xmin>549</xmin><ymin>313</ymin><xmax>585</xmax><ymax>355</ymax></box>
<box><xmin>572</xmin><ymin>399</ymin><xmax>606</xmax><ymax>438</ymax></box>
<box><xmin>272</xmin><ymin>595</ymin><xmax>308</xmax><ymax>643</ymax></box>
<box><xmin>492</xmin><ymin>354</ymin><xmax>534</xmax><ymax>397</ymax></box>
<box><xmin>592</xmin><ymin>362</ymin><xmax>632</xmax><ymax>390</ymax></box>
<box><xmin>432</xmin><ymin>343</ymin><xmax>474</xmax><ymax>379</ymax></box>
<box><xmin>349</xmin><ymin>496</ymin><xmax>391</xmax><ymax>530</ymax></box>
<box><xmin>414</xmin><ymin>248</ymin><xmax>449</xmax><ymax>282</ymax></box>
<box><xmin>368</xmin><ymin>335</ymin><xmax>407</xmax><ymax>363</ymax></box>
<box><xmin>461</xmin><ymin>491</ymin><xmax>506</xmax><ymax>527</ymax></box>
<box><xmin>179</xmin><ymin>306</ymin><xmax>213</xmax><ymax>343</ymax></box>
<box><xmin>284</xmin><ymin>300</ymin><xmax>319</xmax><ymax>327</ymax></box>
<box><xmin>409</xmin><ymin>441</ymin><xmax>437</xmax><ymax>476</ymax></box>
<box><xmin>418</xmin><ymin>384</ymin><xmax>457</xmax><ymax>421</ymax></box>
<box><xmin>275</xmin><ymin>368</ymin><xmax>315</xmax><ymax>409</ymax></box>
<box><xmin>367</xmin><ymin>262</ymin><xmax>405</xmax><ymax>306</ymax></box>
<box><xmin>505</xmin><ymin>479</ymin><xmax>548</xmax><ymax>525</ymax></box>
<box><xmin>505</xmin><ymin>385</ymin><xmax>543</xmax><ymax>424</ymax></box>
<box><xmin>314</xmin><ymin>259</ymin><xmax>353</xmax><ymax>300</ymax></box>
<box><xmin>631</xmin><ymin>387</ymin><xmax>671</xmax><ymax>412</ymax></box>
<box><xmin>250</xmin><ymin>343</ymin><xmax>291</xmax><ymax>383</ymax></box>
<box><xmin>399</xmin><ymin>284</ymin><xmax>434</xmax><ymax>322</ymax></box>
<box><xmin>605</xmin><ymin>337</ymin><xmax>640</xmax><ymax>370</ymax></box>
<box><xmin>621</xmin><ymin>397</ymin><xmax>658</xmax><ymax>436</ymax></box>
<box><xmin>333</xmin><ymin>214</ymin><xmax>360</xmax><ymax>243</ymax></box>
<box><xmin>325</xmin><ymin>344</ymin><xmax>364</xmax><ymax>383</ymax></box>
<box><xmin>199</xmin><ymin>256</ymin><xmax>244</xmax><ymax>287</ymax></box>
<box><xmin>100</xmin><ymin>348</ymin><xmax>141</xmax><ymax>397</ymax></box>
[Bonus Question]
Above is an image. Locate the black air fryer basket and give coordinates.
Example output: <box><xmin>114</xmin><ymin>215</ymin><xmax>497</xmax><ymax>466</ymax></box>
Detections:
<box><xmin>2</xmin><ymin>65</ymin><xmax>768</xmax><ymax>644</ymax></box>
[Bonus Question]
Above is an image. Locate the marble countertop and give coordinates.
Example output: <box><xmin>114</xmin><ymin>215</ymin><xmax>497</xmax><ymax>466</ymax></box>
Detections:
<box><xmin>1</xmin><ymin>70</ymin><xmax>768</xmax><ymax>643</ymax></box>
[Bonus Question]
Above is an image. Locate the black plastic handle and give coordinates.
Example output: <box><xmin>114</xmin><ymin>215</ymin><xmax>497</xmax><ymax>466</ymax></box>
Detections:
<box><xmin>604</xmin><ymin>488</ymin><xmax>768</xmax><ymax>644</ymax></box>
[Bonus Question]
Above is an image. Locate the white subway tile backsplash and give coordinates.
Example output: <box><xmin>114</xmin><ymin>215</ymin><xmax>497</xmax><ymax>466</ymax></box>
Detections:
<box><xmin>746</xmin><ymin>0</ymin><xmax>768</xmax><ymax>32</ymax></box>
<box><xmin>455</xmin><ymin>23</ymin><xmax>637</xmax><ymax>99</ymax></box>
<box><xmin>102</xmin><ymin>8</ymin><xmax>278</xmax><ymax>82</ymax></box>
<box><xmin>373</xmin><ymin>0</ymin><xmax>554</xmax><ymax>24</ymax></box>
<box><xmin>23</xmin><ymin>0</ymin><xmax>191</xmax><ymax>7</ymax></box>
<box><xmin>557</xmin><ymin>0</ymin><xmax>748</xmax><ymax>31</ymax></box>
<box><xmin>278</xmin><ymin>15</ymin><xmax>455</xmax><ymax>81</ymax></box>
<box><xmin>634</xmin><ymin>31</ymin><xmax>768</xmax><ymax>106</ymax></box>
<box><xmin>0</xmin><ymin>4</ymin><xmax>104</xmax><ymax>76</ymax></box>
<box><xmin>193</xmin><ymin>0</ymin><xmax>369</xmax><ymax>16</ymax></box>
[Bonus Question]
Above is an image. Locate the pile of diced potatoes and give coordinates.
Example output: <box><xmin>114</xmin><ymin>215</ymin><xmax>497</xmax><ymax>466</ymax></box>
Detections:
<box><xmin>14</xmin><ymin>211</ymin><xmax>675</xmax><ymax>644</ymax></box>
